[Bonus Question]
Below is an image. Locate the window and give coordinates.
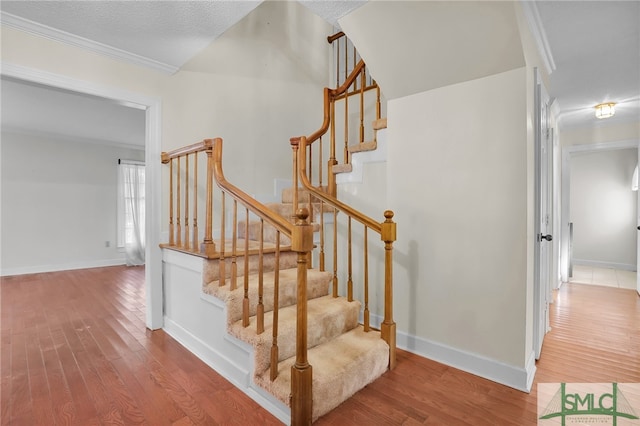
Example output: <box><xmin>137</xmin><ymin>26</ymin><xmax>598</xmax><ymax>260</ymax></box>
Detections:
<box><xmin>117</xmin><ymin>161</ymin><xmax>145</xmax><ymax>265</ymax></box>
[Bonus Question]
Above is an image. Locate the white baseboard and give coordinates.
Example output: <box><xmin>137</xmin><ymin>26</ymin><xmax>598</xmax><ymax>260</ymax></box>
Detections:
<box><xmin>0</xmin><ymin>258</ymin><xmax>126</xmax><ymax>277</ymax></box>
<box><xmin>367</xmin><ymin>313</ymin><xmax>534</xmax><ymax>393</ymax></box>
<box><xmin>572</xmin><ymin>259</ymin><xmax>636</xmax><ymax>272</ymax></box>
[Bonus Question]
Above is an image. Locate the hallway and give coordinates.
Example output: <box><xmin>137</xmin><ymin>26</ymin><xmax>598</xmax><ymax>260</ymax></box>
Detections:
<box><xmin>570</xmin><ymin>265</ymin><xmax>637</xmax><ymax>290</ymax></box>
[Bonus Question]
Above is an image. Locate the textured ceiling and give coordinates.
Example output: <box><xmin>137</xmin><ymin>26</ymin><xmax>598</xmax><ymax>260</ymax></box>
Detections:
<box><xmin>0</xmin><ymin>0</ymin><xmax>263</xmax><ymax>71</ymax></box>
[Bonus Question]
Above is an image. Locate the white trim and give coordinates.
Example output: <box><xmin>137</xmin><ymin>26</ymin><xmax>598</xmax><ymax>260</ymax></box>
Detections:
<box><xmin>1</xmin><ymin>61</ymin><xmax>164</xmax><ymax>330</ymax></box>
<box><xmin>560</xmin><ymin>139</ymin><xmax>640</xmax><ymax>282</ymax></box>
<box><xmin>0</xmin><ymin>258</ymin><xmax>127</xmax><ymax>277</ymax></box>
<box><xmin>367</xmin><ymin>313</ymin><xmax>534</xmax><ymax>392</ymax></box>
<box><xmin>0</xmin><ymin>12</ymin><xmax>178</xmax><ymax>75</ymax></box>
<box><xmin>520</xmin><ymin>0</ymin><xmax>556</xmax><ymax>76</ymax></box>
<box><xmin>572</xmin><ymin>259</ymin><xmax>637</xmax><ymax>272</ymax></box>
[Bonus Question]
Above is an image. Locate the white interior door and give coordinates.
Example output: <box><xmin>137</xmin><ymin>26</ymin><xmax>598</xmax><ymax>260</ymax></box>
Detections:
<box><xmin>534</xmin><ymin>69</ymin><xmax>552</xmax><ymax>360</ymax></box>
<box><xmin>637</xmin><ymin>147</ymin><xmax>640</xmax><ymax>295</ymax></box>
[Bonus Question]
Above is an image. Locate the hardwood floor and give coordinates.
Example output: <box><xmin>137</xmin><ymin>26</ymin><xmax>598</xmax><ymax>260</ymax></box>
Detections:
<box><xmin>1</xmin><ymin>267</ymin><xmax>638</xmax><ymax>425</ymax></box>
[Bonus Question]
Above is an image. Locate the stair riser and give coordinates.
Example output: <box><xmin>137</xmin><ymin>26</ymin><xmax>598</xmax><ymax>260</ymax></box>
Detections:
<box><xmin>204</xmin><ymin>269</ymin><xmax>332</xmax><ymax>325</ymax></box>
<box><xmin>230</xmin><ymin>297</ymin><xmax>361</xmax><ymax>377</ymax></box>
<box><xmin>203</xmin><ymin>251</ymin><xmax>297</xmax><ymax>284</ymax></box>
<box><xmin>238</xmin><ymin>221</ymin><xmax>292</xmax><ymax>245</ymax></box>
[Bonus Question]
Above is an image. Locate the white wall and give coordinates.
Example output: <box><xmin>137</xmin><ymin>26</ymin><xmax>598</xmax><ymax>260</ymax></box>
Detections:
<box><xmin>570</xmin><ymin>148</ymin><xmax>637</xmax><ymax>269</ymax></box>
<box><xmin>1</xmin><ymin>131</ymin><xmax>144</xmax><ymax>275</ymax></box>
<box><xmin>388</xmin><ymin>68</ymin><xmax>530</xmax><ymax>383</ymax></box>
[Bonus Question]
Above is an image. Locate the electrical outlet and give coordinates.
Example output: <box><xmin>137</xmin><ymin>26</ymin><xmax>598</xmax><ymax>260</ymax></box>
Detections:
<box><xmin>105</xmin><ymin>241</ymin><xmax>110</xmax><ymax>248</ymax></box>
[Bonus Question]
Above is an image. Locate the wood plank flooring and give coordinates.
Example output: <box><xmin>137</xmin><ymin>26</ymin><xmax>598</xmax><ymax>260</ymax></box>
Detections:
<box><xmin>1</xmin><ymin>266</ymin><xmax>638</xmax><ymax>425</ymax></box>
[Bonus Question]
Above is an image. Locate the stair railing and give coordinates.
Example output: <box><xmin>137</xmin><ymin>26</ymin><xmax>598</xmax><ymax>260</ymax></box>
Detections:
<box><xmin>161</xmin><ymin>139</ymin><xmax>314</xmax><ymax>393</ymax></box>
<box><xmin>294</xmin><ymin>135</ymin><xmax>396</xmax><ymax>373</ymax></box>
<box><xmin>300</xmin><ymin>31</ymin><xmax>381</xmax><ymax>200</ymax></box>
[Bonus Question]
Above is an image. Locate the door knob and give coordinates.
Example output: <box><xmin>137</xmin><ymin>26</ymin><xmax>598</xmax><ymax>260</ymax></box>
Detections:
<box><xmin>540</xmin><ymin>234</ymin><xmax>552</xmax><ymax>242</ymax></box>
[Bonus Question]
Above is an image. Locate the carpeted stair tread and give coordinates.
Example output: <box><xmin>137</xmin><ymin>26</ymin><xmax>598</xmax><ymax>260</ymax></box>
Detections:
<box><xmin>229</xmin><ymin>295</ymin><xmax>361</xmax><ymax>377</ymax></box>
<box><xmin>348</xmin><ymin>140</ymin><xmax>377</xmax><ymax>153</ymax></box>
<box><xmin>203</xmin><ymin>250</ymin><xmax>297</xmax><ymax>284</ymax></box>
<box><xmin>238</xmin><ymin>220</ymin><xmax>292</xmax><ymax>246</ymax></box>
<box><xmin>255</xmin><ymin>325</ymin><xmax>389</xmax><ymax>421</ymax></box>
<box><xmin>238</xmin><ymin>220</ymin><xmax>321</xmax><ymax>245</ymax></box>
<box><xmin>203</xmin><ymin>268</ymin><xmax>332</xmax><ymax>325</ymax></box>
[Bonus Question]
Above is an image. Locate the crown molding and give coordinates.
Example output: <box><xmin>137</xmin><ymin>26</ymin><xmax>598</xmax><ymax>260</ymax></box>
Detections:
<box><xmin>1</xmin><ymin>12</ymin><xmax>178</xmax><ymax>75</ymax></box>
<box><xmin>520</xmin><ymin>0</ymin><xmax>556</xmax><ymax>76</ymax></box>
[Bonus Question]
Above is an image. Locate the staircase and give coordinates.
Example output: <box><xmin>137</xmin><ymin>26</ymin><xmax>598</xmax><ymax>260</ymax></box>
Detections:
<box><xmin>159</xmin><ymin>32</ymin><xmax>395</xmax><ymax>424</ymax></box>
<box><xmin>200</xmin><ymin>195</ymin><xmax>390</xmax><ymax>419</ymax></box>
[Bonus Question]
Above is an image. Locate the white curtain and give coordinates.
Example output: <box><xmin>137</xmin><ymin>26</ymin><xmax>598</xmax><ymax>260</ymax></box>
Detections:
<box><xmin>118</xmin><ymin>162</ymin><xmax>146</xmax><ymax>266</ymax></box>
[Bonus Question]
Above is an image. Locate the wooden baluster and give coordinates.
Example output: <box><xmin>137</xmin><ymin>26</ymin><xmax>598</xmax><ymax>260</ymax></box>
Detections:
<box><xmin>176</xmin><ymin>156</ymin><xmax>182</xmax><ymax>247</ymax></box>
<box><xmin>319</xmin><ymin>136</ymin><xmax>323</xmax><ymax>190</ymax></box>
<box><xmin>347</xmin><ymin>217</ymin><xmax>353</xmax><ymax>302</ymax></box>
<box><xmin>290</xmin><ymin>208</ymin><xmax>313</xmax><ymax>425</ymax></box>
<box><xmin>231</xmin><ymin>200</ymin><xmax>238</xmax><ymax>291</ymax></box>
<box><xmin>270</xmin><ymin>232</ymin><xmax>280</xmax><ymax>381</ymax></box>
<box><xmin>335</xmin><ymin>33</ymin><xmax>340</xmax><ymax>86</ymax></box>
<box><xmin>257</xmin><ymin>219</ymin><xmax>265</xmax><ymax>334</ymax></box>
<box><xmin>192</xmin><ymin>152</ymin><xmax>199</xmax><ymax>251</ymax></box>
<box><xmin>344</xmin><ymin>36</ymin><xmax>348</xmax><ymax>90</ymax></box>
<box><xmin>376</xmin><ymin>82</ymin><xmax>381</xmax><ymax>122</ymax></box>
<box><xmin>308</xmin><ymin>143</ymin><xmax>313</xmax><ymax>188</ymax></box>
<box><xmin>219</xmin><ymin>192</ymin><xmax>226</xmax><ymax>286</ymax></box>
<box><xmin>353</xmin><ymin>44</ymin><xmax>357</xmax><ymax>90</ymax></box>
<box><xmin>290</xmin><ymin>138</ymin><xmax>299</xmax><ymax>218</ymax></box>
<box><xmin>201</xmin><ymin>141</ymin><xmax>216</xmax><ymax>256</ymax></box>
<box><xmin>243</xmin><ymin>207</ymin><xmax>250</xmax><ymax>328</ymax></box>
<box><xmin>332</xmin><ymin>208</ymin><xmax>338</xmax><ymax>297</ymax></box>
<box><xmin>359</xmin><ymin>67</ymin><xmax>365</xmax><ymax>145</ymax></box>
<box><xmin>363</xmin><ymin>227</ymin><xmax>370</xmax><ymax>332</ymax></box>
<box><xmin>168</xmin><ymin>157</ymin><xmax>174</xmax><ymax>246</ymax></box>
<box><xmin>242</xmin><ymin>207</ymin><xmax>249</xmax><ymax>327</ymax></box>
<box><xmin>319</xmin><ymin>200</ymin><xmax>325</xmax><ymax>272</ymax></box>
<box><xmin>328</xmin><ymin>99</ymin><xmax>337</xmax><ymax>197</ymax></box>
<box><xmin>307</xmin><ymin>193</ymin><xmax>313</xmax><ymax>270</ymax></box>
<box><xmin>381</xmin><ymin>210</ymin><xmax>397</xmax><ymax>369</ymax></box>
<box><xmin>184</xmin><ymin>154</ymin><xmax>190</xmax><ymax>250</ymax></box>
<box><xmin>344</xmin><ymin>75</ymin><xmax>349</xmax><ymax>165</ymax></box>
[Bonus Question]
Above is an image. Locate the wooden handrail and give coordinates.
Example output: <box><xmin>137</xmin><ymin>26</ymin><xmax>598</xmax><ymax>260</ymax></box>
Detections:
<box><xmin>161</xmin><ymin>139</ymin><xmax>213</xmax><ymax>163</ymax></box>
<box><xmin>296</xmin><ymin>136</ymin><xmax>382</xmax><ymax>234</ymax></box>
<box><xmin>212</xmin><ymin>138</ymin><xmax>293</xmax><ymax>237</ymax></box>
<box><xmin>305</xmin><ymin>60</ymin><xmax>367</xmax><ymax>147</ymax></box>
<box><xmin>327</xmin><ymin>31</ymin><xmax>345</xmax><ymax>44</ymax></box>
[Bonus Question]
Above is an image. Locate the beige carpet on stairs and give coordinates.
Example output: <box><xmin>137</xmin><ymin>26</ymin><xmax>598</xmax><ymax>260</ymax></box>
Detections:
<box><xmin>201</xmin><ymin>185</ymin><xmax>389</xmax><ymax>421</ymax></box>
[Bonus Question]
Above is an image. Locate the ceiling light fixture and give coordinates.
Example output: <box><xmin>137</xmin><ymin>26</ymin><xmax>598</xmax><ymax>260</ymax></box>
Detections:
<box><xmin>594</xmin><ymin>102</ymin><xmax>616</xmax><ymax>119</ymax></box>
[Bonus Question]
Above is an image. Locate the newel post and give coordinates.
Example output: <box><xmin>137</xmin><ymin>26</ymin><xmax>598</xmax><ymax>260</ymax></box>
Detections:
<box><xmin>380</xmin><ymin>210</ymin><xmax>397</xmax><ymax>369</ymax></box>
<box><xmin>290</xmin><ymin>208</ymin><xmax>313</xmax><ymax>425</ymax></box>
<box><xmin>201</xmin><ymin>139</ymin><xmax>217</xmax><ymax>257</ymax></box>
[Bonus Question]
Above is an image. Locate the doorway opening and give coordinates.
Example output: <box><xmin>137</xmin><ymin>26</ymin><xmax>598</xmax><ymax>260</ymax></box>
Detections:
<box><xmin>560</xmin><ymin>140</ymin><xmax>640</xmax><ymax>294</ymax></box>
<box><xmin>1</xmin><ymin>63</ymin><xmax>163</xmax><ymax>329</ymax></box>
